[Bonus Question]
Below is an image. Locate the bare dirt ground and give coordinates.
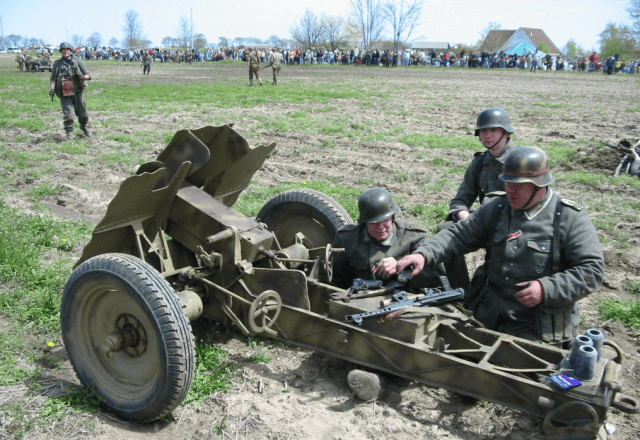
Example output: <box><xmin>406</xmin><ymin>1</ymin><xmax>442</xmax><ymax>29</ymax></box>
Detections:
<box><xmin>1</xmin><ymin>57</ymin><xmax>640</xmax><ymax>439</ymax></box>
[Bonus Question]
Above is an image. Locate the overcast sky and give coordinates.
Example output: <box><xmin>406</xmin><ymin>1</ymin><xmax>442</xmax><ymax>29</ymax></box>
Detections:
<box><xmin>0</xmin><ymin>0</ymin><xmax>632</xmax><ymax>51</ymax></box>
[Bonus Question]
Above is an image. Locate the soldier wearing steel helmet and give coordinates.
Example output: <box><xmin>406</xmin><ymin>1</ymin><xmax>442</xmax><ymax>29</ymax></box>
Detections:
<box><xmin>50</xmin><ymin>42</ymin><xmax>92</xmax><ymax>139</ymax></box>
<box><xmin>331</xmin><ymin>187</ymin><xmax>442</xmax><ymax>291</ymax></box>
<box><xmin>398</xmin><ymin>146</ymin><xmax>604</xmax><ymax>345</ymax></box>
<box><xmin>440</xmin><ymin>108</ymin><xmax>519</xmax><ymax>290</ymax></box>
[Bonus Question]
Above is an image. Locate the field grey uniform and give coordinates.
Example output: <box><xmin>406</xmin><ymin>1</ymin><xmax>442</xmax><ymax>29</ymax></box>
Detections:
<box><xmin>448</xmin><ymin>138</ymin><xmax>517</xmax><ymax>219</ymax></box>
<box><xmin>50</xmin><ymin>56</ymin><xmax>90</xmax><ymax>136</ymax></box>
<box><xmin>416</xmin><ymin>190</ymin><xmax>604</xmax><ymax>344</ymax></box>
<box><xmin>332</xmin><ymin>220</ymin><xmax>442</xmax><ymax>291</ymax></box>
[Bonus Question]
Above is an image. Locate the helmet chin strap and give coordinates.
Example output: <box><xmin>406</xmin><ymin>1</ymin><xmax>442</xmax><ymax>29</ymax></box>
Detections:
<box><xmin>484</xmin><ymin>133</ymin><xmax>507</xmax><ymax>150</ymax></box>
<box><xmin>521</xmin><ymin>186</ymin><xmax>546</xmax><ymax>210</ymax></box>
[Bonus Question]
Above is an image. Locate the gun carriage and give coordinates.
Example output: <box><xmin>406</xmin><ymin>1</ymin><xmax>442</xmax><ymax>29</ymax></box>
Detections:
<box><xmin>61</xmin><ymin>126</ymin><xmax>638</xmax><ymax>438</ymax></box>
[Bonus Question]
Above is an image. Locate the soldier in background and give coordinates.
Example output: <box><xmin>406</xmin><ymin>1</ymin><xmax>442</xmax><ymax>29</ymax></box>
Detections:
<box><xmin>24</xmin><ymin>52</ymin><xmax>34</xmax><ymax>72</ymax></box>
<box><xmin>247</xmin><ymin>48</ymin><xmax>262</xmax><ymax>86</ymax></box>
<box><xmin>50</xmin><ymin>42</ymin><xmax>92</xmax><ymax>139</ymax></box>
<box><xmin>141</xmin><ymin>50</ymin><xmax>151</xmax><ymax>75</ymax></box>
<box><xmin>16</xmin><ymin>52</ymin><xmax>26</xmax><ymax>71</ymax></box>
<box><xmin>266</xmin><ymin>48</ymin><xmax>283</xmax><ymax>85</ymax></box>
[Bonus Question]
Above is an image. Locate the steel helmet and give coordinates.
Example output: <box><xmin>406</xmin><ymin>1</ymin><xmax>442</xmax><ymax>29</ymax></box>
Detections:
<box><xmin>475</xmin><ymin>108</ymin><xmax>514</xmax><ymax>136</ymax></box>
<box><xmin>499</xmin><ymin>146</ymin><xmax>555</xmax><ymax>187</ymax></box>
<box><xmin>357</xmin><ymin>187</ymin><xmax>401</xmax><ymax>224</ymax></box>
<box><xmin>59</xmin><ymin>42</ymin><xmax>73</xmax><ymax>51</ymax></box>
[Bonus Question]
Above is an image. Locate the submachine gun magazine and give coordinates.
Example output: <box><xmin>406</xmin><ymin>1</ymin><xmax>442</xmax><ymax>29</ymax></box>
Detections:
<box><xmin>330</xmin><ymin>278</ymin><xmax>385</xmax><ymax>302</ymax></box>
<box><xmin>345</xmin><ymin>288</ymin><xmax>465</xmax><ymax>325</ymax></box>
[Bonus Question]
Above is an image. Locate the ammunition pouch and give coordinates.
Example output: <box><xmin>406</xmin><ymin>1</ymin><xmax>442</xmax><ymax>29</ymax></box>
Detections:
<box><xmin>535</xmin><ymin>304</ymin><xmax>577</xmax><ymax>344</ymax></box>
<box><xmin>74</xmin><ymin>73</ymin><xmax>89</xmax><ymax>91</ymax></box>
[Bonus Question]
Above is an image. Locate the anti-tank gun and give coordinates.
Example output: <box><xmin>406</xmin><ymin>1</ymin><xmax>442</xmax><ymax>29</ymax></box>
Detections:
<box><xmin>62</xmin><ymin>126</ymin><xmax>638</xmax><ymax>439</ymax></box>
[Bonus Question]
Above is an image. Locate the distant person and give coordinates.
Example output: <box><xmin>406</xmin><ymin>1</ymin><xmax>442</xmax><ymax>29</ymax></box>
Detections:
<box><xmin>50</xmin><ymin>42</ymin><xmax>92</xmax><ymax>139</ymax></box>
<box><xmin>266</xmin><ymin>48</ymin><xmax>284</xmax><ymax>85</ymax></box>
<box><xmin>246</xmin><ymin>48</ymin><xmax>262</xmax><ymax>86</ymax></box>
<box><xmin>141</xmin><ymin>50</ymin><xmax>152</xmax><ymax>75</ymax></box>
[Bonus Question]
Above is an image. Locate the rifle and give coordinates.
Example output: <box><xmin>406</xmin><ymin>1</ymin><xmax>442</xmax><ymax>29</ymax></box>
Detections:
<box><xmin>345</xmin><ymin>288</ymin><xmax>465</xmax><ymax>325</ymax></box>
<box><xmin>601</xmin><ymin>141</ymin><xmax>640</xmax><ymax>155</ymax></box>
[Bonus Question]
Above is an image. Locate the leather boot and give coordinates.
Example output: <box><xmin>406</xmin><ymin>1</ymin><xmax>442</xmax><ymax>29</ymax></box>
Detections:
<box><xmin>65</xmin><ymin>130</ymin><xmax>73</xmax><ymax>140</ymax></box>
<box><xmin>80</xmin><ymin>125</ymin><xmax>91</xmax><ymax>137</ymax></box>
<box><xmin>249</xmin><ymin>79</ymin><xmax>253</xmax><ymax>86</ymax></box>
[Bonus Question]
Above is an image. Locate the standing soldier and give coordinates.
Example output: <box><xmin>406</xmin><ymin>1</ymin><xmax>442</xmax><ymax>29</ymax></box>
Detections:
<box><xmin>266</xmin><ymin>47</ymin><xmax>284</xmax><ymax>85</ymax></box>
<box><xmin>16</xmin><ymin>52</ymin><xmax>26</xmax><ymax>71</ymax></box>
<box><xmin>247</xmin><ymin>48</ymin><xmax>262</xmax><ymax>86</ymax></box>
<box><xmin>141</xmin><ymin>50</ymin><xmax>151</xmax><ymax>75</ymax></box>
<box><xmin>50</xmin><ymin>42</ymin><xmax>92</xmax><ymax>139</ymax></box>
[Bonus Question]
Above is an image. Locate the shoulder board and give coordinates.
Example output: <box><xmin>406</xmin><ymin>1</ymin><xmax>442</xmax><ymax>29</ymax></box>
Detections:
<box><xmin>486</xmin><ymin>191</ymin><xmax>506</xmax><ymax>198</ymax></box>
<box><xmin>336</xmin><ymin>224</ymin><xmax>358</xmax><ymax>233</ymax></box>
<box><xmin>560</xmin><ymin>198</ymin><xmax>582</xmax><ymax>211</ymax></box>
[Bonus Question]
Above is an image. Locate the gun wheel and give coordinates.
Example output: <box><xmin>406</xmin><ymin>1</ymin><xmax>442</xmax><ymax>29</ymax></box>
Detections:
<box><xmin>248</xmin><ymin>290</ymin><xmax>282</xmax><ymax>334</ymax></box>
<box><xmin>61</xmin><ymin>253</ymin><xmax>195</xmax><ymax>422</ymax></box>
<box><xmin>257</xmin><ymin>189</ymin><xmax>354</xmax><ymax>249</ymax></box>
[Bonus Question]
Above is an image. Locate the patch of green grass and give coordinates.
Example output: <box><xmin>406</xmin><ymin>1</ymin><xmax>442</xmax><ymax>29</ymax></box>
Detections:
<box><xmin>185</xmin><ymin>343</ymin><xmax>236</xmax><ymax>404</ymax></box>
<box><xmin>599</xmin><ymin>299</ymin><xmax>640</xmax><ymax>329</ymax></box>
<box><xmin>404</xmin><ymin>202</ymin><xmax>449</xmax><ymax>230</ymax></box>
<box><xmin>563</xmin><ymin>171</ymin><xmax>609</xmax><ymax>187</ymax></box>
<box><xmin>40</xmin><ymin>389</ymin><xmax>103</xmax><ymax>418</ymax></box>
<box><xmin>0</xmin><ymin>330</ymin><xmax>28</xmax><ymax>385</ymax></box>
<box><xmin>398</xmin><ymin>133</ymin><xmax>478</xmax><ymax>150</ymax></box>
<box><xmin>28</xmin><ymin>182</ymin><xmax>62</xmax><ymax>201</ymax></box>
<box><xmin>0</xmin><ymin>200</ymin><xmax>93</xmax><ymax>329</ymax></box>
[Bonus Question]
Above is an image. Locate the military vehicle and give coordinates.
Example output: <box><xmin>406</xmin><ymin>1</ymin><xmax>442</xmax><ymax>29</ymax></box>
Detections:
<box><xmin>61</xmin><ymin>125</ymin><xmax>638</xmax><ymax>439</ymax></box>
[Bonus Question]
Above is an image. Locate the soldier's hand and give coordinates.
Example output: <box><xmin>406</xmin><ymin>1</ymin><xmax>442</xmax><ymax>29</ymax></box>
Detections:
<box><xmin>515</xmin><ymin>281</ymin><xmax>544</xmax><ymax>307</ymax></box>
<box><xmin>49</xmin><ymin>88</ymin><xmax>55</xmax><ymax>97</ymax></box>
<box><xmin>396</xmin><ymin>254</ymin><xmax>426</xmax><ymax>277</ymax></box>
<box><xmin>371</xmin><ymin>257</ymin><xmax>397</xmax><ymax>279</ymax></box>
<box><xmin>457</xmin><ymin>210</ymin><xmax>470</xmax><ymax>221</ymax></box>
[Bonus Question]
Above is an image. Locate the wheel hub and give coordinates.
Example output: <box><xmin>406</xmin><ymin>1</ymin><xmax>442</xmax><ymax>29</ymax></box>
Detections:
<box><xmin>102</xmin><ymin>314</ymin><xmax>147</xmax><ymax>359</ymax></box>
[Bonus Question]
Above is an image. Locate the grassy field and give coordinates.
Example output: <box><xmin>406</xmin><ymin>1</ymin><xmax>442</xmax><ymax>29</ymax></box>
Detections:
<box><xmin>1</xmin><ymin>53</ymin><xmax>639</xmax><ymax>438</ymax></box>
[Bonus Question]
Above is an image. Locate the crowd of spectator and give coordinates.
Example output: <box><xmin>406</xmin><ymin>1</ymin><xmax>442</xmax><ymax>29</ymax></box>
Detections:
<box><xmin>64</xmin><ymin>45</ymin><xmax>640</xmax><ymax>75</ymax></box>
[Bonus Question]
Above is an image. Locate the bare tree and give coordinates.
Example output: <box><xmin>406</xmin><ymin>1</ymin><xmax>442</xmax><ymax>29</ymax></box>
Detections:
<box><xmin>627</xmin><ymin>0</ymin><xmax>640</xmax><ymax>37</ymax></box>
<box><xmin>108</xmin><ymin>37</ymin><xmax>119</xmax><ymax>48</ymax></box>
<box><xmin>218</xmin><ymin>37</ymin><xmax>230</xmax><ymax>48</ymax></box>
<box><xmin>349</xmin><ymin>0</ymin><xmax>386</xmax><ymax>49</ymax></box>
<box><xmin>479</xmin><ymin>22</ymin><xmax>502</xmax><ymax>43</ymax></box>
<box><xmin>162</xmin><ymin>37</ymin><xmax>177</xmax><ymax>48</ymax></box>
<box><xmin>176</xmin><ymin>16</ymin><xmax>191</xmax><ymax>49</ymax></box>
<box><xmin>384</xmin><ymin>0</ymin><xmax>422</xmax><ymax>51</ymax></box>
<box><xmin>6</xmin><ymin>34</ymin><xmax>20</xmax><ymax>46</ymax></box>
<box><xmin>122</xmin><ymin>9</ymin><xmax>145</xmax><ymax>48</ymax></box>
<box><xmin>323</xmin><ymin>15</ymin><xmax>348</xmax><ymax>50</ymax></box>
<box><xmin>193</xmin><ymin>33</ymin><xmax>207</xmax><ymax>49</ymax></box>
<box><xmin>71</xmin><ymin>34</ymin><xmax>85</xmax><ymax>47</ymax></box>
<box><xmin>233</xmin><ymin>37</ymin><xmax>246</xmax><ymax>48</ymax></box>
<box><xmin>290</xmin><ymin>10</ymin><xmax>326</xmax><ymax>50</ymax></box>
<box><xmin>88</xmin><ymin>32</ymin><xmax>103</xmax><ymax>49</ymax></box>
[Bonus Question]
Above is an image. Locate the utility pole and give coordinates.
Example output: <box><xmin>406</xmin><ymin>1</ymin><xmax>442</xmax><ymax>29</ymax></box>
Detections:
<box><xmin>0</xmin><ymin>17</ymin><xmax>4</xmax><ymax>47</ymax></box>
<box><xmin>190</xmin><ymin>7</ymin><xmax>193</xmax><ymax>50</ymax></box>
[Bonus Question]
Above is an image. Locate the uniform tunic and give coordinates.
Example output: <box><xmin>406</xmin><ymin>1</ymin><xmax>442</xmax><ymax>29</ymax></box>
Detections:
<box><xmin>417</xmin><ymin>190</ymin><xmax>604</xmax><ymax>343</ymax></box>
<box><xmin>448</xmin><ymin>138</ymin><xmax>517</xmax><ymax>218</ymax></box>
<box><xmin>332</xmin><ymin>220</ymin><xmax>442</xmax><ymax>290</ymax></box>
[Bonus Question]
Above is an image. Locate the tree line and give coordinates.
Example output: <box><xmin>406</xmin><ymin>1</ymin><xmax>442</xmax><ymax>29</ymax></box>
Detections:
<box><xmin>2</xmin><ymin>0</ymin><xmax>639</xmax><ymax>60</ymax></box>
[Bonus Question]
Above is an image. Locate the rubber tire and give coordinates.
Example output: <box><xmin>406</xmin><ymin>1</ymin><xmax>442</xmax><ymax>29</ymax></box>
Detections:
<box><xmin>61</xmin><ymin>253</ymin><xmax>195</xmax><ymax>422</ymax></box>
<box><xmin>256</xmin><ymin>189</ymin><xmax>354</xmax><ymax>248</ymax></box>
